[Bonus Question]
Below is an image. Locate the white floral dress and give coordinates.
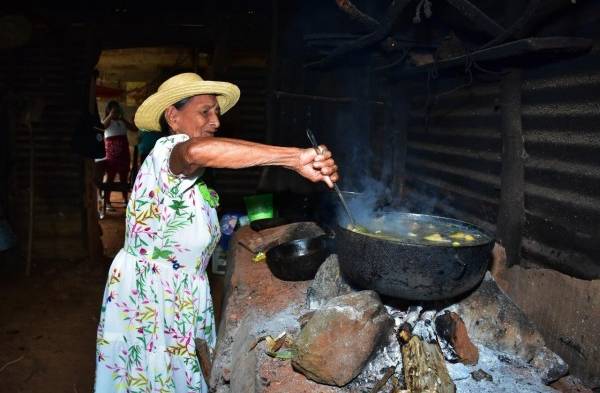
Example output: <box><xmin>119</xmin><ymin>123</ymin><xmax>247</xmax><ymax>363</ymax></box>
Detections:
<box><xmin>95</xmin><ymin>134</ymin><xmax>221</xmax><ymax>393</ymax></box>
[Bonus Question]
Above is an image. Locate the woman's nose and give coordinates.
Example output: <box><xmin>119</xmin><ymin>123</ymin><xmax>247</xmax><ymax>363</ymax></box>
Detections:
<box><xmin>209</xmin><ymin>112</ymin><xmax>220</xmax><ymax>129</ymax></box>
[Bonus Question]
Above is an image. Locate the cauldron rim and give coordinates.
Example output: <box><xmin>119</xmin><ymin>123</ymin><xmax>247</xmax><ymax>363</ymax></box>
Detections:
<box><xmin>335</xmin><ymin>212</ymin><xmax>494</xmax><ymax>248</ymax></box>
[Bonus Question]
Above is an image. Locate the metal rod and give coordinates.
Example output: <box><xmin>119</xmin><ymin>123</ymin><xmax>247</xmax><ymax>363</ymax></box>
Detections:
<box><xmin>306</xmin><ymin>128</ymin><xmax>356</xmax><ymax>228</ymax></box>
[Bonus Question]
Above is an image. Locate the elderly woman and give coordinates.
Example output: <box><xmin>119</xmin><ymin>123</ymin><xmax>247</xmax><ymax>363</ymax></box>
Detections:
<box><xmin>94</xmin><ymin>73</ymin><xmax>339</xmax><ymax>392</ymax></box>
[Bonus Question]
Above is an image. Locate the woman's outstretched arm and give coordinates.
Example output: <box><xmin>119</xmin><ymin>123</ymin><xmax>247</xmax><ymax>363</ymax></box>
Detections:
<box><xmin>169</xmin><ymin>137</ymin><xmax>339</xmax><ymax>187</ymax></box>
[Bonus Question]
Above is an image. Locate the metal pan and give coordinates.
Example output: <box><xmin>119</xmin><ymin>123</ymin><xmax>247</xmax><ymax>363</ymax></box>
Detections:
<box><xmin>266</xmin><ymin>235</ymin><xmax>330</xmax><ymax>281</ymax></box>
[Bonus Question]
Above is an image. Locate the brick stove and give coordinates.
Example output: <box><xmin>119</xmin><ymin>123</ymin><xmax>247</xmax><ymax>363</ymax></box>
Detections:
<box><xmin>209</xmin><ymin>224</ymin><xmax>573</xmax><ymax>393</ymax></box>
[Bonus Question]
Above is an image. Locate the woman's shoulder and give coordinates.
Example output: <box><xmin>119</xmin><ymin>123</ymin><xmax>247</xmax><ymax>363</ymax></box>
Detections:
<box><xmin>148</xmin><ymin>134</ymin><xmax>190</xmax><ymax>160</ymax></box>
<box><xmin>154</xmin><ymin>133</ymin><xmax>189</xmax><ymax>147</ymax></box>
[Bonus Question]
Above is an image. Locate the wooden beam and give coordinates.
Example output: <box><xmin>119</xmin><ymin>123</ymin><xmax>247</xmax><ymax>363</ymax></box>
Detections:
<box><xmin>305</xmin><ymin>0</ymin><xmax>412</xmax><ymax>69</ymax></box>
<box><xmin>445</xmin><ymin>0</ymin><xmax>506</xmax><ymax>37</ymax></box>
<box><xmin>335</xmin><ymin>0</ymin><xmax>381</xmax><ymax>31</ymax></box>
<box><xmin>481</xmin><ymin>0</ymin><xmax>542</xmax><ymax>49</ymax></box>
<box><xmin>395</xmin><ymin>37</ymin><xmax>592</xmax><ymax>77</ymax></box>
<box><xmin>274</xmin><ymin>90</ymin><xmax>384</xmax><ymax>105</ymax></box>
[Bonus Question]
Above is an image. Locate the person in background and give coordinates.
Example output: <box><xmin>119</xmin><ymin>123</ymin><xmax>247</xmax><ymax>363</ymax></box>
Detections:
<box><xmin>101</xmin><ymin>100</ymin><xmax>137</xmax><ymax>210</ymax></box>
<box><xmin>126</xmin><ymin>120</ymin><xmax>140</xmax><ymax>185</ymax></box>
<box><xmin>94</xmin><ymin>72</ymin><xmax>339</xmax><ymax>392</ymax></box>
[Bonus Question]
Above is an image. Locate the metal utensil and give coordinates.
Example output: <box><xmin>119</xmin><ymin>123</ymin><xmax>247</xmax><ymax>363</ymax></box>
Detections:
<box><xmin>306</xmin><ymin>128</ymin><xmax>357</xmax><ymax>229</ymax></box>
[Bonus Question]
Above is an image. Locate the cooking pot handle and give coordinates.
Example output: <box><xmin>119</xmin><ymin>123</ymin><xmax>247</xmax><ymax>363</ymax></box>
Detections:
<box><xmin>321</xmin><ymin>225</ymin><xmax>336</xmax><ymax>239</ymax></box>
<box><xmin>320</xmin><ymin>226</ymin><xmax>337</xmax><ymax>253</ymax></box>
<box><xmin>452</xmin><ymin>254</ymin><xmax>468</xmax><ymax>281</ymax></box>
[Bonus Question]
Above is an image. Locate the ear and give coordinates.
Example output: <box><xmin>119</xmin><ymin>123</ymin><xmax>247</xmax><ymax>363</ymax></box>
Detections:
<box><xmin>164</xmin><ymin>106</ymin><xmax>179</xmax><ymax>131</ymax></box>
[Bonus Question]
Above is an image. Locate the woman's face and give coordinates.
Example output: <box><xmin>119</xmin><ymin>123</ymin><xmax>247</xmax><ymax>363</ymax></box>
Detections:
<box><xmin>166</xmin><ymin>95</ymin><xmax>221</xmax><ymax>138</ymax></box>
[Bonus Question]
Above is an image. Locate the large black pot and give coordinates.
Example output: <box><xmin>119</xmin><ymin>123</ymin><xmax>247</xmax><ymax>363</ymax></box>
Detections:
<box><xmin>333</xmin><ymin>213</ymin><xmax>494</xmax><ymax>301</ymax></box>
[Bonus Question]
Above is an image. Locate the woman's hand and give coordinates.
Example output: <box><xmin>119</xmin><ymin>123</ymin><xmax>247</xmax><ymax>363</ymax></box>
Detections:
<box><xmin>297</xmin><ymin>145</ymin><xmax>339</xmax><ymax>188</ymax></box>
<box><xmin>101</xmin><ymin>109</ymin><xmax>116</xmax><ymax>127</ymax></box>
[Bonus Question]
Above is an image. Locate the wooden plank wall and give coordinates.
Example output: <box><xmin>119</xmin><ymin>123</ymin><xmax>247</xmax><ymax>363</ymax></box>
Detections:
<box><xmin>1</xmin><ymin>23</ymin><xmax>97</xmax><ymax>267</ymax></box>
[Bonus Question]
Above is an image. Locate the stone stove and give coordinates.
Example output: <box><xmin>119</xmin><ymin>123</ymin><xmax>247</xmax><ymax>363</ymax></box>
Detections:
<box><xmin>210</xmin><ymin>224</ymin><xmax>572</xmax><ymax>393</ymax></box>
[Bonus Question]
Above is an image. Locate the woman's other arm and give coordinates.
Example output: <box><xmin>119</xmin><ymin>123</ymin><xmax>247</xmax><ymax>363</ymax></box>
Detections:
<box><xmin>100</xmin><ymin>109</ymin><xmax>114</xmax><ymax>128</ymax></box>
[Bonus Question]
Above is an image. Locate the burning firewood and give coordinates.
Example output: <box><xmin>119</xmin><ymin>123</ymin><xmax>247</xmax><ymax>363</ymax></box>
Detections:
<box><xmin>399</xmin><ymin>335</ymin><xmax>456</xmax><ymax>393</ymax></box>
<box><xmin>396</xmin><ymin>307</ymin><xmax>456</xmax><ymax>393</ymax></box>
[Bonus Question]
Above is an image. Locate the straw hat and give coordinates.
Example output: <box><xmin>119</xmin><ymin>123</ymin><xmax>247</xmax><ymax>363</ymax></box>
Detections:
<box><xmin>134</xmin><ymin>73</ymin><xmax>240</xmax><ymax>131</ymax></box>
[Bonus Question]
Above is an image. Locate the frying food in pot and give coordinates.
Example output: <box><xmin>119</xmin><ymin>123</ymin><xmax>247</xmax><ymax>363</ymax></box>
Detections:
<box><xmin>449</xmin><ymin>231</ymin><xmax>475</xmax><ymax>241</ymax></box>
<box><xmin>423</xmin><ymin>233</ymin><xmax>449</xmax><ymax>243</ymax></box>
<box><xmin>347</xmin><ymin>214</ymin><xmax>489</xmax><ymax>247</ymax></box>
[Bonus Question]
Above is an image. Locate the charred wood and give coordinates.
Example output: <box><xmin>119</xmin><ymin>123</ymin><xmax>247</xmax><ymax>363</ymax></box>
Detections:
<box><xmin>397</xmin><ymin>322</ymin><xmax>412</xmax><ymax>344</ymax></box>
<box><xmin>470</xmin><ymin>368</ymin><xmax>493</xmax><ymax>382</ymax></box>
<box><xmin>435</xmin><ymin>311</ymin><xmax>479</xmax><ymax>365</ymax></box>
<box><xmin>335</xmin><ymin>0</ymin><xmax>381</xmax><ymax>31</ymax></box>
<box><xmin>369</xmin><ymin>366</ymin><xmax>396</xmax><ymax>393</ymax></box>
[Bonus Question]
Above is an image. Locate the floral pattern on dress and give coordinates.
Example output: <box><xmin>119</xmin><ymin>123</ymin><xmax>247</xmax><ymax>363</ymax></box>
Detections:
<box><xmin>95</xmin><ymin>134</ymin><xmax>221</xmax><ymax>393</ymax></box>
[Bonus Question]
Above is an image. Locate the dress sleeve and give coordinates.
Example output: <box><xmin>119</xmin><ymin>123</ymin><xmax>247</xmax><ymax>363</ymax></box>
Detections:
<box><xmin>151</xmin><ymin>134</ymin><xmax>201</xmax><ymax>196</ymax></box>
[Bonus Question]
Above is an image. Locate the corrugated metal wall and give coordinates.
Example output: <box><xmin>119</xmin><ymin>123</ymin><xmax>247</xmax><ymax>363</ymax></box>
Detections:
<box><xmin>406</xmin><ymin>78</ymin><xmax>502</xmax><ymax>235</ymax></box>
<box><xmin>405</xmin><ymin>46</ymin><xmax>600</xmax><ymax>280</ymax></box>
<box><xmin>3</xmin><ymin>26</ymin><xmax>93</xmax><ymax>263</ymax></box>
<box><xmin>521</xmin><ymin>50</ymin><xmax>600</xmax><ymax>279</ymax></box>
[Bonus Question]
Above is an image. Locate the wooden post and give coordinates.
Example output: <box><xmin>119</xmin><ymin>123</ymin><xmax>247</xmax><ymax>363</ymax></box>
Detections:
<box><xmin>383</xmin><ymin>79</ymin><xmax>408</xmax><ymax>205</ymax></box>
<box><xmin>25</xmin><ymin>116</ymin><xmax>34</xmax><ymax>277</ymax></box>
<box><xmin>497</xmin><ymin>69</ymin><xmax>524</xmax><ymax>266</ymax></box>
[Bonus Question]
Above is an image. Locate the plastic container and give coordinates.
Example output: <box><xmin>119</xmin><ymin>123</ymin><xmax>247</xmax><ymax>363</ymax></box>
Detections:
<box><xmin>243</xmin><ymin>193</ymin><xmax>275</xmax><ymax>222</ymax></box>
<box><xmin>211</xmin><ymin>213</ymin><xmax>241</xmax><ymax>275</ymax></box>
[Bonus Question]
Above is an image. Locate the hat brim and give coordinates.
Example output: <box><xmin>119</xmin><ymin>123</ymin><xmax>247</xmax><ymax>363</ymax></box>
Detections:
<box><xmin>134</xmin><ymin>80</ymin><xmax>240</xmax><ymax>131</ymax></box>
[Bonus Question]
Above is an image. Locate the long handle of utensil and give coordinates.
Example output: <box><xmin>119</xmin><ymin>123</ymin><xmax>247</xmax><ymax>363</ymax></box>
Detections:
<box><xmin>333</xmin><ymin>183</ymin><xmax>356</xmax><ymax>228</ymax></box>
<box><xmin>306</xmin><ymin>128</ymin><xmax>356</xmax><ymax>228</ymax></box>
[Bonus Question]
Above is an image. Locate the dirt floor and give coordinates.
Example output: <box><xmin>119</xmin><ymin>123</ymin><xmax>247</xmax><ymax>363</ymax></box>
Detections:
<box><xmin>0</xmin><ymin>198</ymin><xmax>224</xmax><ymax>392</ymax></box>
<box><xmin>0</xmin><ymin>198</ymin><xmax>126</xmax><ymax>392</ymax></box>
